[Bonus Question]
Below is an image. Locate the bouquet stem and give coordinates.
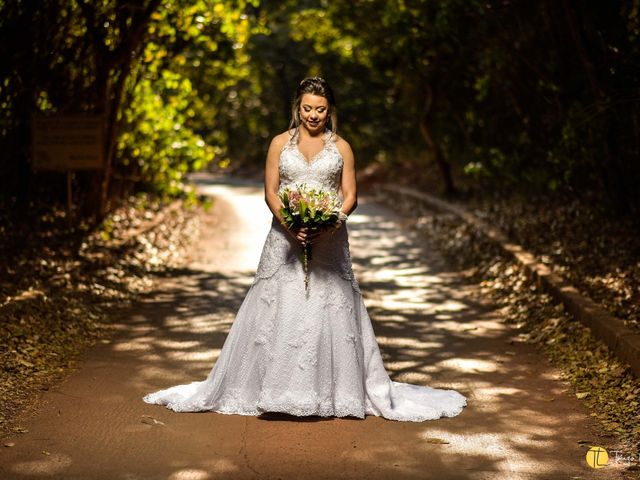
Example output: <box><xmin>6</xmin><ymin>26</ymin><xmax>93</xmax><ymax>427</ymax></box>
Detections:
<box><xmin>303</xmin><ymin>242</ymin><xmax>311</xmax><ymax>290</ymax></box>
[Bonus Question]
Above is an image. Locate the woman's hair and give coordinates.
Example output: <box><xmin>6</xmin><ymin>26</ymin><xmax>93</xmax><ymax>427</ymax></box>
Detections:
<box><xmin>288</xmin><ymin>76</ymin><xmax>337</xmax><ymax>138</ymax></box>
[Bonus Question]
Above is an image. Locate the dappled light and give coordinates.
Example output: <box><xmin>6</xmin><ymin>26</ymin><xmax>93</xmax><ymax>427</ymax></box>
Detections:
<box><xmin>1</xmin><ymin>176</ymin><xmax>628</xmax><ymax>478</ymax></box>
<box><xmin>167</xmin><ymin>468</ymin><xmax>212</xmax><ymax>480</ymax></box>
<box><xmin>11</xmin><ymin>453</ymin><xmax>74</xmax><ymax>476</ymax></box>
<box><xmin>1</xmin><ymin>0</ymin><xmax>638</xmax><ymax>477</ymax></box>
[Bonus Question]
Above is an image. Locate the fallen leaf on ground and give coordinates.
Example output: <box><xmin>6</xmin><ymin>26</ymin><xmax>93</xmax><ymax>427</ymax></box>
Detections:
<box><xmin>424</xmin><ymin>437</ymin><xmax>449</xmax><ymax>444</ymax></box>
<box><xmin>141</xmin><ymin>415</ymin><xmax>165</xmax><ymax>426</ymax></box>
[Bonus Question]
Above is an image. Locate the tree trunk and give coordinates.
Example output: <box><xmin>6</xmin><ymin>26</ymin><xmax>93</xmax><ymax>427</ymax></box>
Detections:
<box><xmin>95</xmin><ymin>0</ymin><xmax>162</xmax><ymax>221</ymax></box>
<box><xmin>419</xmin><ymin>80</ymin><xmax>456</xmax><ymax>196</ymax></box>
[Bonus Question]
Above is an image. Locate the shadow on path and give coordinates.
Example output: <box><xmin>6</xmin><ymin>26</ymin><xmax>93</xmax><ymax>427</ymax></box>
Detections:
<box><xmin>0</xmin><ymin>175</ymin><xmax>621</xmax><ymax>479</ymax></box>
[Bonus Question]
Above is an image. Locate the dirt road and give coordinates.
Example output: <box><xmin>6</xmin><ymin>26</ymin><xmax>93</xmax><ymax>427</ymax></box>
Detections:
<box><xmin>0</xmin><ymin>175</ymin><xmax>626</xmax><ymax>479</ymax></box>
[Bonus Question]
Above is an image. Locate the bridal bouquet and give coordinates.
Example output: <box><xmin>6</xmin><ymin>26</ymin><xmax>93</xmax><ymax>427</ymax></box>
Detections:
<box><xmin>278</xmin><ymin>183</ymin><xmax>344</xmax><ymax>290</ymax></box>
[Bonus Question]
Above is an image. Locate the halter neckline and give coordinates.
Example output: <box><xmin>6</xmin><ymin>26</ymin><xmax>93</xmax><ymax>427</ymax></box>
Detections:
<box><xmin>289</xmin><ymin>128</ymin><xmax>331</xmax><ymax>165</ymax></box>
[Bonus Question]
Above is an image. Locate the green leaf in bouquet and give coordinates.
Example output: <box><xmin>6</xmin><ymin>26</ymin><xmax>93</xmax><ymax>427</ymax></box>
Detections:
<box><xmin>279</xmin><ymin>208</ymin><xmax>294</xmax><ymax>229</ymax></box>
<box><xmin>299</xmin><ymin>198</ymin><xmax>308</xmax><ymax>220</ymax></box>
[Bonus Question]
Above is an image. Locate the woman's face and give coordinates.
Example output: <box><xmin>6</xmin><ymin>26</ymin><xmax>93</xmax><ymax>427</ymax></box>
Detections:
<box><xmin>299</xmin><ymin>93</ymin><xmax>329</xmax><ymax>133</ymax></box>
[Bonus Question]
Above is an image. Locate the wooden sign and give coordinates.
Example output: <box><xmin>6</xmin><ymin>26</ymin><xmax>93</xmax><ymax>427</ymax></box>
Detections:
<box><xmin>31</xmin><ymin>114</ymin><xmax>105</xmax><ymax>171</ymax></box>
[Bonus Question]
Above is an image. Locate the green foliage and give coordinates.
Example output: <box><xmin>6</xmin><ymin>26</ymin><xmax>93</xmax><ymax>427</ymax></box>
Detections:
<box><xmin>269</xmin><ymin>1</ymin><xmax>637</xmax><ymax>213</ymax></box>
<box><xmin>117</xmin><ymin>72</ymin><xmax>217</xmax><ymax>197</ymax></box>
<box><xmin>1</xmin><ymin>0</ymin><xmax>639</xmax><ymax>219</ymax></box>
<box><xmin>0</xmin><ymin>0</ymin><xmax>265</xmax><ymax>216</ymax></box>
<box><xmin>112</xmin><ymin>0</ymin><xmax>264</xmax><ymax>199</ymax></box>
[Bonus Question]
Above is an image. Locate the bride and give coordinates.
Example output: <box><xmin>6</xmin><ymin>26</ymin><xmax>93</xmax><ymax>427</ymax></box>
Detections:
<box><xmin>143</xmin><ymin>77</ymin><xmax>468</xmax><ymax>421</ymax></box>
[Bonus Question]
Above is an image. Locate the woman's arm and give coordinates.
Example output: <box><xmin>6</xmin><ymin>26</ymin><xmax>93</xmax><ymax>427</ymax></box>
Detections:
<box><xmin>264</xmin><ymin>134</ymin><xmax>309</xmax><ymax>244</ymax></box>
<box><xmin>337</xmin><ymin>137</ymin><xmax>358</xmax><ymax>217</ymax></box>
<box><xmin>307</xmin><ymin>136</ymin><xmax>358</xmax><ymax>244</ymax></box>
<box><xmin>264</xmin><ymin>134</ymin><xmax>287</xmax><ymax>224</ymax></box>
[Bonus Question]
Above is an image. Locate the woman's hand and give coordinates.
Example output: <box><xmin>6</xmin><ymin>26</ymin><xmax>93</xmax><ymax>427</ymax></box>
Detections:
<box><xmin>283</xmin><ymin>225</ymin><xmax>311</xmax><ymax>244</ymax></box>
<box><xmin>283</xmin><ymin>219</ymin><xmax>343</xmax><ymax>245</ymax></box>
<box><xmin>295</xmin><ymin>226</ymin><xmax>310</xmax><ymax>244</ymax></box>
<box><xmin>305</xmin><ymin>220</ymin><xmax>343</xmax><ymax>244</ymax></box>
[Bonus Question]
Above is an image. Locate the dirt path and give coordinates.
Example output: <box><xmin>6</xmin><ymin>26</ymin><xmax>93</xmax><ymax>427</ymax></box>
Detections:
<box><xmin>0</xmin><ymin>175</ymin><xmax>627</xmax><ymax>479</ymax></box>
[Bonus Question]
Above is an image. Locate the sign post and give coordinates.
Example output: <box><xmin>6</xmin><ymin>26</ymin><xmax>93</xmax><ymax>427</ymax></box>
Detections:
<box><xmin>31</xmin><ymin>113</ymin><xmax>105</xmax><ymax>223</ymax></box>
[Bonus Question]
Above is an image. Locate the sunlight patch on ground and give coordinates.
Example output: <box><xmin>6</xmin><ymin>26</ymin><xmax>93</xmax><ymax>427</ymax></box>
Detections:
<box><xmin>393</xmin><ymin>371</ymin><xmax>435</xmax><ymax>383</ymax></box>
<box><xmin>373</xmin><ymin>268</ymin><xmax>443</xmax><ymax>285</ymax></box>
<box><xmin>167</xmin><ymin>468</ymin><xmax>211</xmax><ymax>480</ymax></box>
<box><xmin>127</xmin><ymin>323</ymin><xmax>157</xmax><ymax>333</ymax></box>
<box><xmin>433</xmin><ymin>300</ymin><xmax>468</xmax><ymax>312</ymax></box>
<box><xmin>443</xmin><ymin>358</ymin><xmax>498</xmax><ymax>373</ymax></box>
<box><xmin>378</xmin><ymin>298</ymin><xmax>425</xmax><ymax>309</ymax></box>
<box><xmin>364</xmin><ymin>289</ymin><xmax>468</xmax><ymax>315</ymax></box>
<box><xmin>11</xmin><ymin>453</ymin><xmax>73</xmax><ymax>476</ymax></box>
<box><xmin>141</xmin><ymin>353</ymin><xmax>163</xmax><ymax>362</ymax></box>
<box><xmin>156</xmin><ymin>339</ymin><xmax>202</xmax><ymax>350</ymax></box>
<box><xmin>113</xmin><ymin>339</ymin><xmax>153</xmax><ymax>352</ymax></box>
<box><xmin>195</xmin><ymin>182</ymin><xmax>270</xmax><ymax>272</ymax></box>
<box><xmin>165</xmin><ymin>350</ymin><xmax>217</xmax><ymax>363</ymax></box>
<box><xmin>417</xmin><ymin>429</ymin><xmax>564</xmax><ymax>475</ymax></box>
<box><xmin>199</xmin><ymin>350</ymin><xmax>221</xmax><ymax>361</ymax></box>
<box><xmin>376</xmin><ymin>298</ymin><xmax>466</xmax><ymax>311</ymax></box>
<box><xmin>202</xmin><ymin>457</ymin><xmax>241</xmax><ymax>474</ymax></box>
<box><xmin>474</xmin><ymin>385</ymin><xmax>523</xmax><ymax>398</ymax></box>
<box><xmin>347</xmin><ymin>212</ymin><xmax>395</xmax><ymax>225</ymax></box>
<box><xmin>162</xmin><ymin>315</ymin><xmax>233</xmax><ymax>333</ymax></box>
<box><xmin>376</xmin><ymin>336</ymin><xmax>442</xmax><ymax>349</ymax></box>
<box><xmin>141</xmin><ymin>366</ymin><xmax>188</xmax><ymax>378</ymax></box>
<box><xmin>430</xmin><ymin>319</ymin><xmax>476</xmax><ymax>330</ymax></box>
<box><xmin>399</xmin><ymin>348</ymin><xmax>442</xmax><ymax>358</ymax></box>
<box><xmin>385</xmin><ymin>360</ymin><xmax>423</xmax><ymax>370</ymax></box>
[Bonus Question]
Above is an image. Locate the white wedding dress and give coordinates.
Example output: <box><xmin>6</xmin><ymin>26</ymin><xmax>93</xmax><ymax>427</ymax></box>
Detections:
<box><xmin>142</xmin><ymin>128</ymin><xmax>467</xmax><ymax>422</ymax></box>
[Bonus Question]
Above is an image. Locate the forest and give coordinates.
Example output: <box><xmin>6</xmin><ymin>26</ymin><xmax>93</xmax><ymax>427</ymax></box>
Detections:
<box><xmin>2</xmin><ymin>0</ymin><xmax>639</xmax><ymax>220</ymax></box>
<box><xmin>2</xmin><ymin>0</ymin><xmax>640</xmax><ymax>473</ymax></box>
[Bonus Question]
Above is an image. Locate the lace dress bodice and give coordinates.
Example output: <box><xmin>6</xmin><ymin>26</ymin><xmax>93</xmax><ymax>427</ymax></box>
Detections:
<box><xmin>278</xmin><ymin>128</ymin><xmax>344</xmax><ymax>193</ymax></box>
<box><xmin>252</xmin><ymin>128</ymin><xmax>361</xmax><ymax>293</ymax></box>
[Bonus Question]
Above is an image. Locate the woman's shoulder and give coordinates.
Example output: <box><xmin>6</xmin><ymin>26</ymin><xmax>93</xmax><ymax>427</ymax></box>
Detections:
<box><xmin>270</xmin><ymin>130</ymin><xmax>295</xmax><ymax>149</ymax></box>
<box><xmin>331</xmin><ymin>132</ymin><xmax>353</xmax><ymax>158</ymax></box>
